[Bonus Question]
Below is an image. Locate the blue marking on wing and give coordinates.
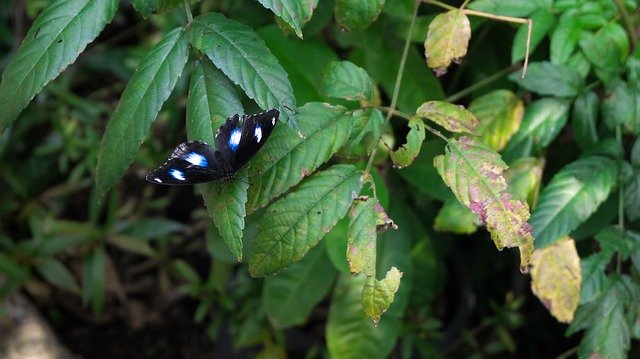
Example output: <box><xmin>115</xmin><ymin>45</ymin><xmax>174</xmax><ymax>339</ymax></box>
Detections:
<box><xmin>185</xmin><ymin>152</ymin><xmax>208</xmax><ymax>167</ymax></box>
<box><xmin>170</xmin><ymin>169</ymin><xmax>186</xmax><ymax>181</ymax></box>
<box><xmin>228</xmin><ymin>128</ymin><xmax>242</xmax><ymax>153</ymax></box>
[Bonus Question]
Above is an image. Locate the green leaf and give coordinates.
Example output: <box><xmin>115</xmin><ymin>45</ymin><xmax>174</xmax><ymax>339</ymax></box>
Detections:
<box><xmin>396</xmin><ymin>139</ymin><xmax>453</xmax><ymax>201</ymax></box>
<box><xmin>0</xmin><ymin>253</ymin><xmax>30</xmax><ymax>282</ymax></box>
<box><xmin>257</xmin><ymin>0</ymin><xmax>318</xmax><ymax>38</ymax></box>
<box><xmin>572</xmin><ymin>91</ymin><xmax>600</xmax><ymax>151</ymax></box>
<box><xmin>191</xmin><ymin>13</ymin><xmax>298</xmax><ymax>132</ymax></box>
<box><xmin>334</xmin><ymin>0</ymin><xmax>385</xmax><ymax>32</ymax></box>
<box><xmin>96</xmin><ymin>28</ymin><xmax>189</xmax><ymax>200</ymax></box>
<box><xmin>504</xmin><ymin>157</ymin><xmax>544</xmax><ymax>208</ymax></box>
<box><xmin>246</xmin><ymin>102</ymin><xmax>352</xmax><ymax>213</ymax></box>
<box><xmin>502</xmin><ymin>98</ymin><xmax>570</xmax><ymax>163</ymax></box>
<box><xmin>82</xmin><ymin>248</ymin><xmax>106</xmax><ymax>315</ymax></box>
<box><xmin>186</xmin><ymin>59</ymin><xmax>247</xmax><ymax>261</ymax></box>
<box><xmin>512</xmin><ymin>9</ymin><xmax>555</xmax><ymax>62</ymax></box>
<box><xmin>624</xmin><ymin>169</ymin><xmax>640</xmax><ymax>221</ymax></box>
<box><xmin>530</xmin><ymin>156</ymin><xmax>618</xmax><ymax>249</ymax></box>
<box><xmin>321</xmin><ymin>61</ymin><xmax>374</xmax><ymax>101</ymax></box>
<box><xmin>129</xmin><ymin>0</ymin><xmax>156</xmax><ymax>18</ymax></box>
<box><xmin>347</xmin><ymin>197</ymin><xmax>377</xmax><ymax>276</ymax></box>
<box><xmin>550</xmin><ymin>11</ymin><xmax>582</xmax><ymax>65</ymax></box>
<box><xmin>249</xmin><ymin>165</ymin><xmax>362</xmax><ymax>277</ymax></box>
<box><xmin>434</xmin><ymin>199</ymin><xmax>480</xmax><ymax>234</ymax></box>
<box><xmin>107</xmin><ymin>235</ymin><xmax>156</xmax><ymax>257</ymax></box>
<box><xmin>580</xmin><ymin>252</ymin><xmax>610</xmax><ymax>304</ymax></box>
<box><xmin>36</xmin><ymin>258</ymin><xmax>80</xmax><ymax>293</ymax></box>
<box><xmin>434</xmin><ymin>137</ymin><xmax>534</xmax><ymax>270</ymax></box>
<box><xmin>602</xmin><ymin>80</ymin><xmax>638</xmax><ymax>133</ymax></box>
<box><xmin>263</xmin><ymin>244</ymin><xmax>337</xmax><ymax>328</ymax></box>
<box><xmin>424</xmin><ymin>10</ymin><xmax>471</xmax><ymax>75</ymax></box>
<box><xmin>508</xmin><ymin>61</ymin><xmax>584</xmax><ymax>97</ymax></box>
<box><xmin>469</xmin><ymin>90</ymin><xmax>524</xmax><ymax>151</ymax></box>
<box><xmin>581</xmin><ymin>23</ymin><xmax>629</xmax><ymax>83</ymax></box>
<box><xmin>416</xmin><ymin>100</ymin><xmax>479</xmax><ymax>134</ymax></box>
<box><xmin>0</xmin><ymin>0</ymin><xmax>118</xmax><ymax>133</ymax></box>
<box><xmin>389</xmin><ymin>117</ymin><xmax>425</xmax><ymax>168</ymax></box>
<box><xmin>467</xmin><ymin>0</ymin><xmax>538</xmax><ymax>17</ymax></box>
<box><xmin>362</xmin><ymin>267</ymin><xmax>402</xmax><ymax>324</ymax></box>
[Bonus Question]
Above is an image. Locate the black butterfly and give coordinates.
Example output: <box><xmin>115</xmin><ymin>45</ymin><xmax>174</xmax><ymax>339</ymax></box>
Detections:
<box><xmin>146</xmin><ymin>109</ymin><xmax>279</xmax><ymax>185</ymax></box>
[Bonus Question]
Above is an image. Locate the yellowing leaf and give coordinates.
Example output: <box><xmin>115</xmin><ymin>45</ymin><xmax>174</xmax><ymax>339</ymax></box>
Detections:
<box><xmin>416</xmin><ymin>100</ymin><xmax>479</xmax><ymax>134</ymax></box>
<box><xmin>390</xmin><ymin>117</ymin><xmax>425</xmax><ymax>168</ymax></box>
<box><xmin>530</xmin><ymin>237</ymin><xmax>581</xmax><ymax>323</ymax></box>
<box><xmin>347</xmin><ymin>197</ymin><xmax>377</xmax><ymax>276</ymax></box>
<box><xmin>361</xmin><ymin>267</ymin><xmax>403</xmax><ymax>324</ymax></box>
<box><xmin>504</xmin><ymin>157</ymin><xmax>545</xmax><ymax>208</ymax></box>
<box><xmin>434</xmin><ymin>137</ymin><xmax>534</xmax><ymax>270</ymax></box>
<box><xmin>469</xmin><ymin>90</ymin><xmax>524</xmax><ymax>151</ymax></box>
<box><xmin>424</xmin><ymin>10</ymin><xmax>471</xmax><ymax>76</ymax></box>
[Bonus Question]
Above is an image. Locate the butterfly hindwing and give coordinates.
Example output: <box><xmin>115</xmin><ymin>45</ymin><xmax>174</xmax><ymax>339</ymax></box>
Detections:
<box><xmin>146</xmin><ymin>141</ymin><xmax>225</xmax><ymax>185</ymax></box>
<box><xmin>148</xmin><ymin>109</ymin><xmax>279</xmax><ymax>186</ymax></box>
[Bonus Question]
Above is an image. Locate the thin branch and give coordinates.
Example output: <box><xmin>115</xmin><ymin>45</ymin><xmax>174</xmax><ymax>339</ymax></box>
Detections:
<box><xmin>183</xmin><ymin>0</ymin><xmax>194</xmax><ymax>24</ymax></box>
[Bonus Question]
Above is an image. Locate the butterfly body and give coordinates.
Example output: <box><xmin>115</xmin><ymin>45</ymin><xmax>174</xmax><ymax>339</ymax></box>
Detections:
<box><xmin>146</xmin><ymin>109</ymin><xmax>279</xmax><ymax>185</ymax></box>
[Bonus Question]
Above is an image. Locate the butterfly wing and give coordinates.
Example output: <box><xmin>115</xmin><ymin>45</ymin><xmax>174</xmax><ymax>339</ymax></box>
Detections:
<box><xmin>215</xmin><ymin>109</ymin><xmax>279</xmax><ymax>171</ymax></box>
<box><xmin>146</xmin><ymin>141</ymin><xmax>225</xmax><ymax>185</ymax></box>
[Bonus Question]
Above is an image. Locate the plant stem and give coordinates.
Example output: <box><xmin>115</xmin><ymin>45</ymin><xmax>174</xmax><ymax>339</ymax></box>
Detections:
<box><xmin>373</xmin><ymin>106</ymin><xmax>449</xmax><ymax>142</ymax></box>
<box><xmin>445</xmin><ymin>63</ymin><xmax>521</xmax><ymax>103</ymax></box>
<box><xmin>364</xmin><ymin>0</ymin><xmax>420</xmax><ymax>176</ymax></box>
<box><xmin>184</xmin><ymin>0</ymin><xmax>194</xmax><ymax>24</ymax></box>
<box><xmin>616</xmin><ymin>125</ymin><xmax>624</xmax><ymax>274</ymax></box>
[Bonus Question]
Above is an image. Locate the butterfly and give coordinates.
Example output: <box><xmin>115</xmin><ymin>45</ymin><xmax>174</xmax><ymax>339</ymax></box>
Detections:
<box><xmin>146</xmin><ymin>109</ymin><xmax>279</xmax><ymax>185</ymax></box>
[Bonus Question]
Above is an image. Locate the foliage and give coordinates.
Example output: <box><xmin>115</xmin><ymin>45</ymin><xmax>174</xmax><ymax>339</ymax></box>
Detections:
<box><xmin>1</xmin><ymin>0</ymin><xmax>640</xmax><ymax>357</ymax></box>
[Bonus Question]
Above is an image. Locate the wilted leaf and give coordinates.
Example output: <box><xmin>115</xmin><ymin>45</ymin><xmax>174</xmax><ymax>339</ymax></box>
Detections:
<box><xmin>424</xmin><ymin>10</ymin><xmax>471</xmax><ymax>75</ymax></box>
<box><xmin>434</xmin><ymin>137</ymin><xmax>534</xmax><ymax>270</ymax></box>
<box><xmin>417</xmin><ymin>100</ymin><xmax>479</xmax><ymax>134</ymax></box>
<box><xmin>469</xmin><ymin>90</ymin><xmax>524</xmax><ymax>151</ymax></box>
<box><xmin>530</xmin><ymin>237</ymin><xmax>581</xmax><ymax>323</ymax></box>
<box><xmin>347</xmin><ymin>196</ymin><xmax>377</xmax><ymax>276</ymax></box>
<box><xmin>390</xmin><ymin>117</ymin><xmax>425</xmax><ymax>168</ymax></box>
<box><xmin>362</xmin><ymin>267</ymin><xmax>402</xmax><ymax>324</ymax></box>
<box><xmin>249</xmin><ymin>165</ymin><xmax>362</xmax><ymax>276</ymax></box>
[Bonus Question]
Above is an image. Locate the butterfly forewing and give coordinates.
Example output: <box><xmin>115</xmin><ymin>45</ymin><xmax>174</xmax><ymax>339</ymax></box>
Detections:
<box><xmin>147</xmin><ymin>109</ymin><xmax>279</xmax><ymax>186</ymax></box>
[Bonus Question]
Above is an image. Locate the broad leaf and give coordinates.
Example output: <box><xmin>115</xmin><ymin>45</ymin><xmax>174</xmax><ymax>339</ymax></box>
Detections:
<box><xmin>624</xmin><ymin>169</ymin><xmax>640</xmax><ymax>221</ymax></box>
<box><xmin>416</xmin><ymin>100</ymin><xmax>479</xmax><ymax>134</ymax></box>
<box><xmin>572</xmin><ymin>91</ymin><xmax>599</xmax><ymax>151</ymax></box>
<box><xmin>504</xmin><ymin>157</ymin><xmax>544</xmax><ymax>207</ymax></box>
<box><xmin>249</xmin><ymin>165</ymin><xmax>362</xmax><ymax>277</ymax></box>
<box><xmin>550</xmin><ymin>11</ymin><xmax>582</xmax><ymax>65</ymax></box>
<box><xmin>469</xmin><ymin>90</ymin><xmax>524</xmax><ymax>151</ymax></box>
<box><xmin>424</xmin><ymin>10</ymin><xmax>471</xmax><ymax>75</ymax></box>
<box><xmin>347</xmin><ymin>197</ymin><xmax>377</xmax><ymax>276</ymax></box>
<box><xmin>529</xmin><ymin>237</ymin><xmax>581</xmax><ymax>323</ymax></box>
<box><xmin>263</xmin><ymin>244</ymin><xmax>337</xmax><ymax>328</ymax></box>
<box><xmin>434</xmin><ymin>199</ymin><xmax>480</xmax><ymax>234</ymax></box>
<box><xmin>191</xmin><ymin>13</ymin><xmax>298</xmax><ymax>131</ymax></box>
<box><xmin>335</xmin><ymin>0</ymin><xmax>385</xmax><ymax>32</ymax></box>
<box><xmin>508</xmin><ymin>61</ymin><xmax>584</xmax><ymax>97</ymax></box>
<box><xmin>257</xmin><ymin>0</ymin><xmax>318</xmax><ymax>38</ymax></box>
<box><xmin>602</xmin><ymin>80</ymin><xmax>638</xmax><ymax>134</ymax></box>
<box><xmin>530</xmin><ymin>156</ymin><xmax>618</xmax><ymax>249</ymax></box>
<box><xmin>321</xmin><ymin>61</ymin><xmax>374</xmax><ymax>101</ymax></box>
<box><xmin>96</xmin><ymin>28</ymin><xmax>189</xmax><ymax>200</ymax></box>
<box><xmin>580</xmin><ymin>23</ymin><xmax>629</xmax><ymax>83</ymax></box>
<box><xmin>502</xmin><ymin>98</ymin><xmax>570</xmax><ymax>163</ymax></box>
<box><xmin>362</xmin><ymin>267</ymin><xmax>402</xmax><ymax>324</ymax></box>
<box><xmin>0</xmin><ymin>0</ymin><xmax>118</xmax><ymax>133</ymax></box>
<box><xmin>186</xmin><ymin>59</ymin><xmax>246</xmax><ymax>260</ymax></box>
<box><xmin>246</xmin><ymin>102</ymin><xmax>352</xmax><ymax>213</ymax></box>
<box><xmin>580</xmin><ymin>252</ymin><xmax>610</xmax><ymax>304</ymax></box>
<box><xmin>434</xmin><ymin>137</ymin><xmax>534</xmax><ymax>270</ymax></box>
<box><xmin>467</xmin><ymin>0</ymin><xmax>538</xmax><ymax>17</ymax></box>
<box><xmin>390</xmin><ymin>117</ymin><xmax>425</xmax><ymax>168</ymax></box>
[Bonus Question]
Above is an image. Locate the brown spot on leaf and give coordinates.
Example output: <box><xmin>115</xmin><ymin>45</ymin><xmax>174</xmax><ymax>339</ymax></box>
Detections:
<box><xmin>301</xmin><ymin>168</ymin><xmax>309</xmax><ymax>177</ymax></box>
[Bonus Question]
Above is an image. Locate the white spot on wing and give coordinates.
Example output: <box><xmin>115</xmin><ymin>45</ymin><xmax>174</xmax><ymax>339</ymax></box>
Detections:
<box><xmin>185</xmin><ymin>152</ymin><xmax>207</xmax><ymax>167</ymax></box>
<box><xmin>170</xmin><ymin>169</ymin><xmax>186</xmax><ymax>181</ymax></box>
<box><xmin>229</xmin><ymin>128</ymin><xmax>242</xmax><ymax>151</ymax></box>
<box><xmin>254</xmin><ymin>126</ymin><xmax>263</xmax><ymax>142</ymax></box>
<box><xmin>271</xmin><ymin>117</ymin><xmax>276</xmax><ymax>125</ymax></box>
<box><xmin>154</xmin><ymin>178</ymin><xmax>162</xmax><ymax>183</ymax></box>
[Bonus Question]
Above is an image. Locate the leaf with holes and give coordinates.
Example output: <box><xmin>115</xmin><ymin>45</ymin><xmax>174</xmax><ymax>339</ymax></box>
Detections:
<box><xmin>469</xmin><ymin>90</ymin><xmax>524</xmax><ymax>151</ymax></box>
<box><xmin>249</xmin><ymin>165</ymin><xmax>362</xmax><ymax>277</ymax></box>
<box><xmin>417</xmin><ymin>100</ymin><xmax>478</xmax><ymax>134</ymax></box>
<box><xmin>257</xmin><ymin>0</ymin><xmax>318</xmax><ymax>38</ymax></box>
<box><xmin>263</xmin><ymin>244</ymin><xmax>337</xmax><ymax>328</ymax></box>
<box><xmin>362</xmin><ymin>267</ymin><xmax>402</xmax><ymax>324</ymax></box>
<box><xmin>0</xmin><ymin>0</ymin><xmax>118</xmax><ymax>133</ymax></box>
<box><xmin>347</xmin><ymin>197</ymin><xmax>377</xmax><ymax>276</ymax></box>
<box><xmin>390</xmin><ymin>117</ymin><xmax>425</xmax><ymax>168</ymax></box>
<box><xmin>434</xmin><ymin>137</ymin><xmax>533</xmax><ymax>270</ymax></box>
<box><xmin>246</xmin><ymin>102</ymin><xmax>352</xmax><ymax>213</ymax></box>
<box><xmin>186</xmin><ymin>59</ymin><xmax>247</xmax><ymax>260</ymax></box>
<box><xmin>335</xmin><ymin>0</ymin><xmax>385</xmax><ymax>32</ymax></box>
<box><xmin>530</xmin><ymin>156</ymin><xmax>618</xmax><ymax>249</ymax></box>
<box><xmin>96</xmin><ymin>28</ymin><xmax>189</xmax><ymax>201</ymax></box>
<box><xmin>321</xmin><ymin>61</ymin><xmax>374</xmax><ymax>101</ymax></box>
<box><xmin>191</xmin><ymin>13</ymin><xmax>298</xmax><ymax>132</ymax></box>
<box><xmin>530</xmin><ymin>237</ymin><xmax>581</xmax><ymax>323</ymax></box>
<box><xmin>424</xmin><ymin>10</ymin><xmax>470</xmax><ymax>75</ymax></box>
